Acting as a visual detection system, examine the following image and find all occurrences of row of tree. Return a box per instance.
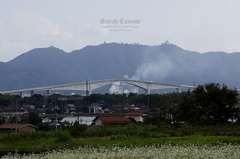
[147,83,239,126]
[0,91,170,107]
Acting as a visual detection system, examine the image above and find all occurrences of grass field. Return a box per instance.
[2,144,240,159]
[1,134,240,156]
[1,124,240,157]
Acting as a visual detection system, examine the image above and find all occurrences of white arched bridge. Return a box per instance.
[0,79,195,97]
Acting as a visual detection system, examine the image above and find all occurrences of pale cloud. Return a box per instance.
[0,12,77,62]
[1,1,240,62]
[9,12,73,40]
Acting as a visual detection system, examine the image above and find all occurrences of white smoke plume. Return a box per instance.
[131,50,174,81]
[110,48,174,93]
[109,82,122,94]
[123,75,129,79]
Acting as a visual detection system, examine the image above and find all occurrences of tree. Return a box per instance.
[28,112,42,126]
[144,93,175,127]
[174,83,239,125]
[172,95,199,124]
[0,115,5,125]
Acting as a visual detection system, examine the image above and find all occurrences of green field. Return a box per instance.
[1,125,240,158]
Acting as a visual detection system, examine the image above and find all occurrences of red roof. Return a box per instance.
[125,110,146,116]
[0,107,19,112]
[0,124,38,129]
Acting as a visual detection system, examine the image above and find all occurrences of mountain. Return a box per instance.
[1,42,240,92]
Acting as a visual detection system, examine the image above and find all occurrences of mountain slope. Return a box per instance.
[1,43,240,91]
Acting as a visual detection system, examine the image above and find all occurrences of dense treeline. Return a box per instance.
[0,91,178,108]
[146,83,239,127]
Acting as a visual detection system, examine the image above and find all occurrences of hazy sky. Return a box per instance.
[1,0,240,62]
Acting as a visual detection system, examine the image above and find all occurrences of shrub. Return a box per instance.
[55,131,72,143]
[94,125,106,137]
[81,127,97,137]
[67,121,87,138]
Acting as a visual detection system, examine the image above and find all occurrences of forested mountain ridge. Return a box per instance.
[1,42,240,91]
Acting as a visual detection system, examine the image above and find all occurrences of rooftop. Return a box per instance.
[125,110,146,116]
[0,123,38,129]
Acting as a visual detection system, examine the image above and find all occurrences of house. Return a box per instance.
[64,104,76,113]
[92,115,136,126]
[125,110,147,122]
[42,114,64,123]
[124,104,140,111]
[101,106,114,113]
[35,105,46,113]
[112,105,125,112]
[42,114,65,129]
[46,120,64,129]
[61,116,96,126]
[0,106,19,113]
[0,123,38,132]
[20,105,35,113]
[45,104,59,111]
[67,105,84,114]
[35,108,46,113]
[88,103,102,113]
[136,103,148,111]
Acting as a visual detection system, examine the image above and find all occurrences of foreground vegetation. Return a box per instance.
[1,124,240,156]
[2,144,240,159]
[1,121,240,158]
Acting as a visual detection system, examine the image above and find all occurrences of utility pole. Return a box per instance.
[55,98,57,131]
[86,80,89,96]
[10,106,13,132]
[124,90,129,105]
[147,95,149,111]
[16,100,18,132]
[55,111,57,130]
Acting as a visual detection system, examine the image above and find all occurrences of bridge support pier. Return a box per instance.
[145,89,150,95]
[176,88,180,93]
[145,82,152,95]
[86,81,92,96]
[86,81,90,96]
[30,90,35,97]
[46,90,51,96]
[20,92,24,98]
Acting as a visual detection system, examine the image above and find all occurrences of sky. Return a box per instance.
[1,0,240,62]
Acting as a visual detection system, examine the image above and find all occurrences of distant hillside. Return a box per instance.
[1,42,240,91]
